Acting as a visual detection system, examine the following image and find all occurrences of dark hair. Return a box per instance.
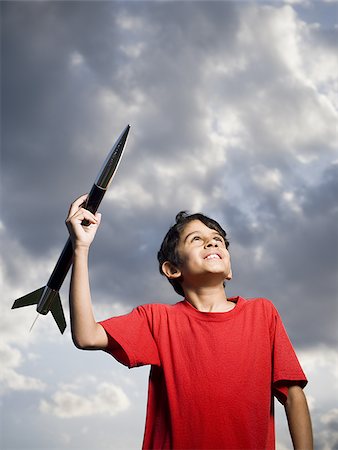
[157,211,229,297]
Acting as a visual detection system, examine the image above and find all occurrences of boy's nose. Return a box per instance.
[206,238,218,247]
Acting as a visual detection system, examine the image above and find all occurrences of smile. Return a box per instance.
[205,254,221,260]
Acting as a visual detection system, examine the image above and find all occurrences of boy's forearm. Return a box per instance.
[284,386,313,450]
[69,246,102,348]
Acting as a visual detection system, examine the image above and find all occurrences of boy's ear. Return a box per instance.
[161,261,182,279]
[225,263,232,280]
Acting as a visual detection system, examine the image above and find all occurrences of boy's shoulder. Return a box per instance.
[244,296,279,312]
[245,297,275,307]
[243,297,283,326]
[137,301,182,315]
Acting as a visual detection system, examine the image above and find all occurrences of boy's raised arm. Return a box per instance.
[66,194,109,350]
[284,385,313,450]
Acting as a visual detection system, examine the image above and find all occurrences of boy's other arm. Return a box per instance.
[284,385,313,450]
[66,195,109,350]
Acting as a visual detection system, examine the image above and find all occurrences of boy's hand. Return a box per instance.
[66,194,102,249]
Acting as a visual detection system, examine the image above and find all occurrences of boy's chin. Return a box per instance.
[202,271,232,284]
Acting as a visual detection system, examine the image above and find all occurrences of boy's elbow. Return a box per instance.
[71,324,107,350]
[71,331,95,350]
[72,335,90,350]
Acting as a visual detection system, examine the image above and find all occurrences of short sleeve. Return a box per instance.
[271,306,307,404]
[99,305,161,369]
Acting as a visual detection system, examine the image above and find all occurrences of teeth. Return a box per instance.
[206,254,220,259]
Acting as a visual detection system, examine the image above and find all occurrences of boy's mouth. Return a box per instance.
[204,253,222,260]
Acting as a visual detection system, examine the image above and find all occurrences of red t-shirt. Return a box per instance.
[99,297,307,449]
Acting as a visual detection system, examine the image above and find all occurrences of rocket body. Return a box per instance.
[12,125,130,333]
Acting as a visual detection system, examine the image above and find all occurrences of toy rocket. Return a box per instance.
[11,125,130,334]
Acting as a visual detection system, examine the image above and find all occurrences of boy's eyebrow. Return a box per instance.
[183,231,199,242]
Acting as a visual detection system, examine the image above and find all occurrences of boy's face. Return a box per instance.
[163,220,232,288]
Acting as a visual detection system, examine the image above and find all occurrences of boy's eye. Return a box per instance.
[190,235,202,243]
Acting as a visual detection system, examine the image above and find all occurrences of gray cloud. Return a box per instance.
[2,0,337,341]
[2,0,337,342]
[2,1,338,449]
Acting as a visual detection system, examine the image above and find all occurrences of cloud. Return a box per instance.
[1,1,338,449]
[318,407,338,449]
[1,0,337,352]
[0,342,46,393]
[2,0,337,344]
[300,347,338,450]
[275,345,338,450]
[40,378,130,418]
[321,408,338,427]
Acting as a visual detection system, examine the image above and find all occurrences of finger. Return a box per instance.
[81,211,102,228]
[66,208,97,230]
[72,208,98,226]
[81,212,101,228]
[67,194,88,220]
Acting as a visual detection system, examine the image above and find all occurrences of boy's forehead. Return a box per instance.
[179,220,217,239]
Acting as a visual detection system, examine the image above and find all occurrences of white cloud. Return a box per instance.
[0,341,22,369]
[207,107,246,150]
[299,347,338,449]
[251,166,283,191]
[298,346,338,383]
[92,300,132,322]
[69,51,85,68]
[282,191,303,214]
[321,408,338,425]
[0,231,69,346]
[119,42,145,59]
[0,342,46,393]
[115,11,145,32]
[237,5,303,72]
[40,380,130,418]
[276,346,338,450]
[1,368,46,392]
[316,427,338,450]
[2,1,337,449]
[106,179,155,211]
[283,0,309,4]
[227,3,338,155]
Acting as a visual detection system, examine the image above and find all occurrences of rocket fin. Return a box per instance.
[12,287,45,309]
[50,293,67,334]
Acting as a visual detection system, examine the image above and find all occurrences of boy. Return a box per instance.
[66,194,313,450]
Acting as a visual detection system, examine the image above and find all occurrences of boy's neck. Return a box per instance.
[183,284,235,313]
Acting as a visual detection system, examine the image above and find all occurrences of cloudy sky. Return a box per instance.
[1,1,338,449]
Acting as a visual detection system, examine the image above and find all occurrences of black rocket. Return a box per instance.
[12,125,130,334]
